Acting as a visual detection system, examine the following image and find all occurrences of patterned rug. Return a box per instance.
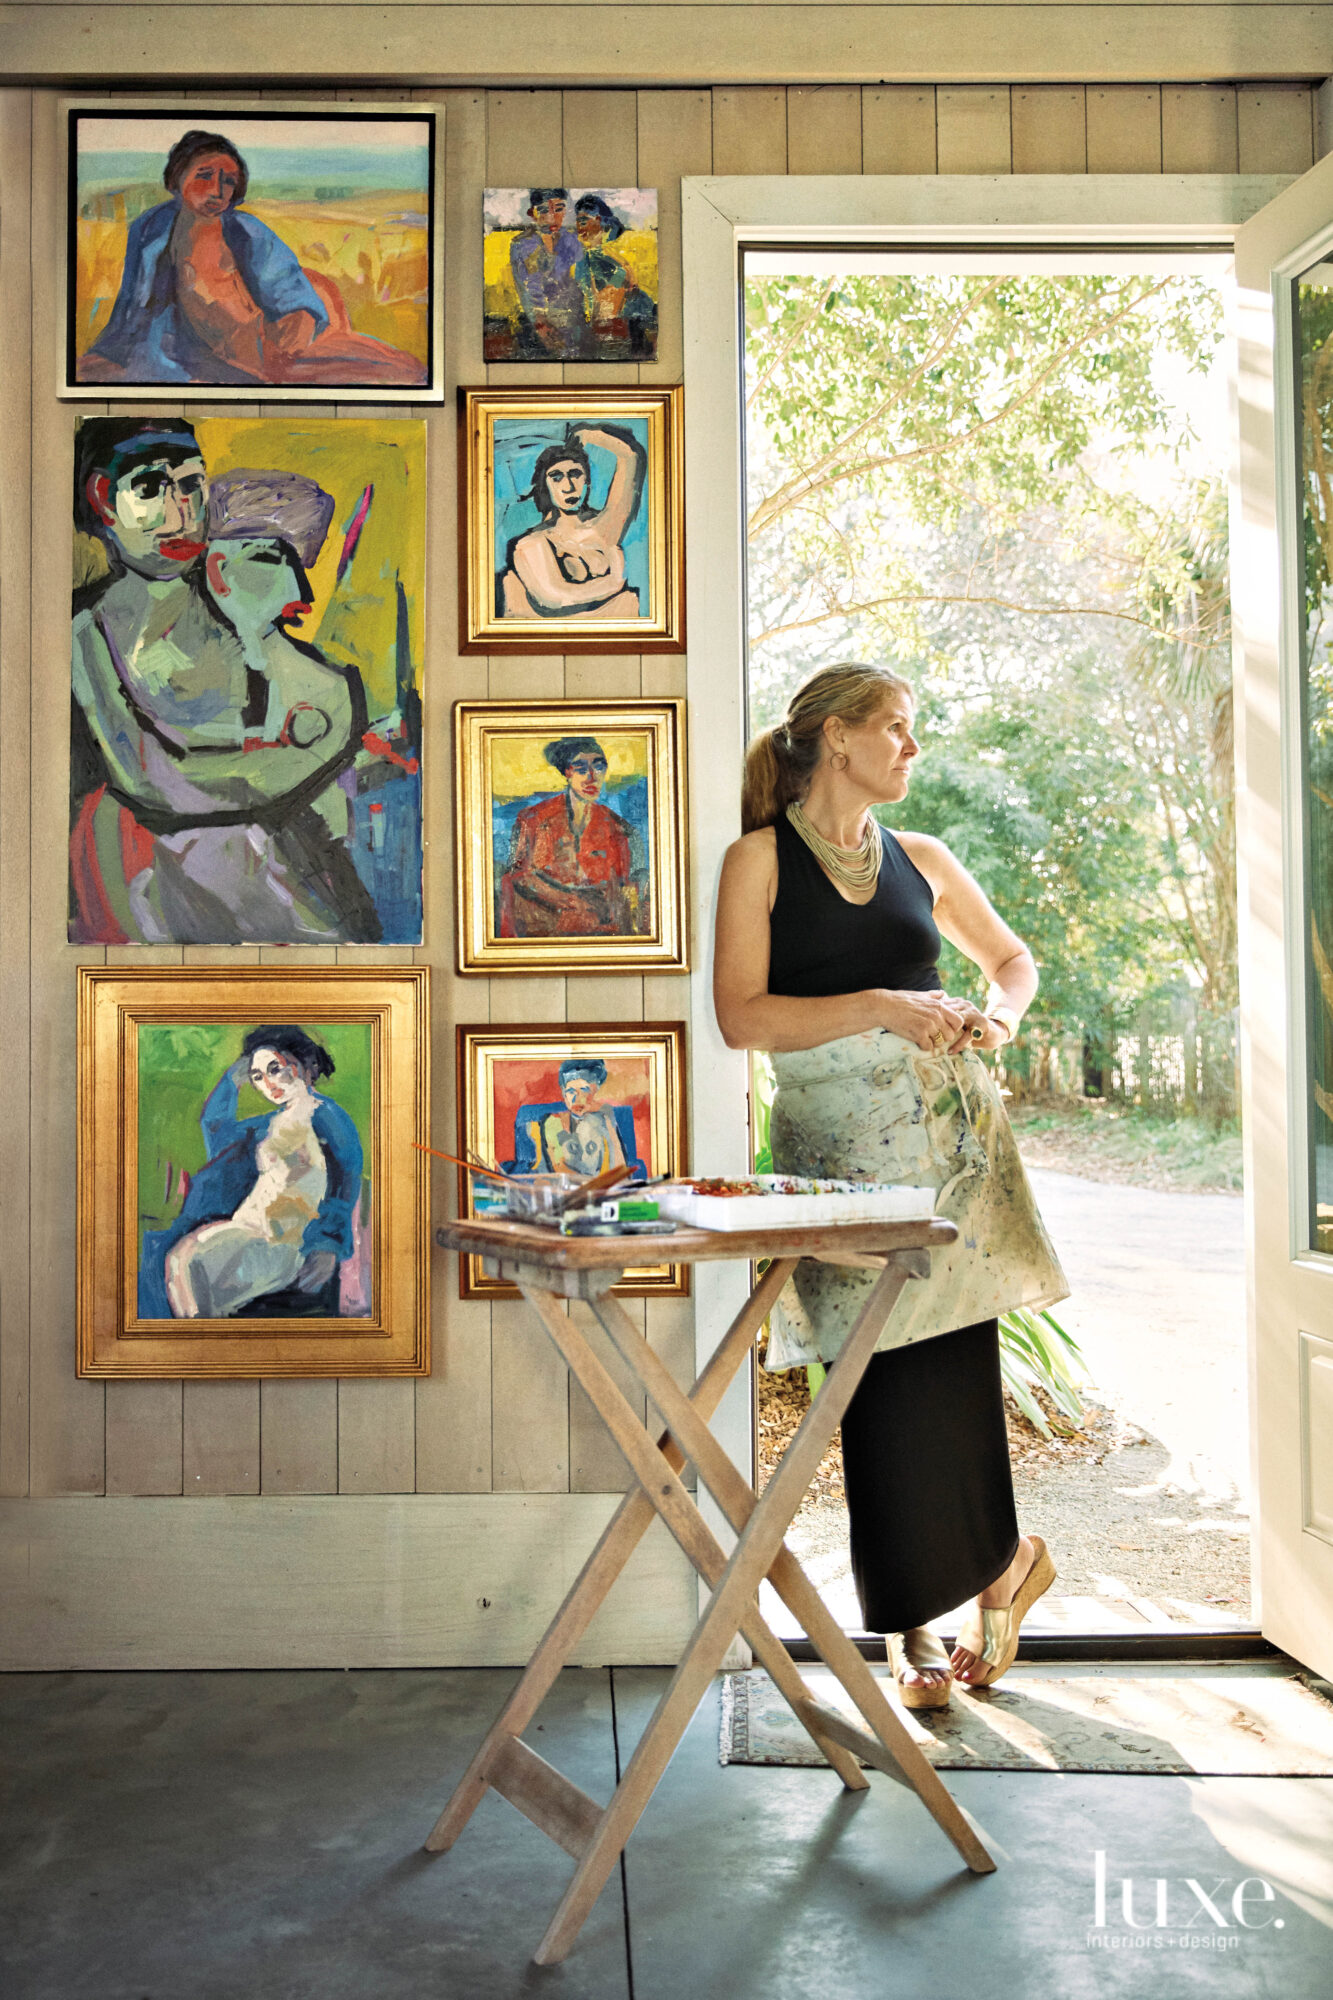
[719,1664,1333,1776]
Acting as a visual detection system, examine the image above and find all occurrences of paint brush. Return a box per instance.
[559,1164,642,1212]
[412,1141,511,1184]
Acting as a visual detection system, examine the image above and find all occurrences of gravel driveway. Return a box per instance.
[1017,1167,1251,1618]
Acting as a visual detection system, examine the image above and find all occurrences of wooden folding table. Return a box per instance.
[425,1212,995,1963]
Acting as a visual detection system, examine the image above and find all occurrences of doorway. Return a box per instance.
[740,246,1248,1641]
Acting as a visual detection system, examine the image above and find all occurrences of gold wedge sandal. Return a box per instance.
[888,1626,954,1710]
[954,1534,1056,1687]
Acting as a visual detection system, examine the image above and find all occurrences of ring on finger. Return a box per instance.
[970,1023,985,1042]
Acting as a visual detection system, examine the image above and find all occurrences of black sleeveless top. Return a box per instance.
[767,813,941,998]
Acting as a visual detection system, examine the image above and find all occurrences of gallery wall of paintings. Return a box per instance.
[0,84,700,1513]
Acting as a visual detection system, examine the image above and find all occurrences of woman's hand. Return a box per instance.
[876,989,965,1052]
[938,995,1009,1054]
[268,309,317,358]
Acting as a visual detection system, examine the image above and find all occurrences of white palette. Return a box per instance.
[654,1177,936,1233]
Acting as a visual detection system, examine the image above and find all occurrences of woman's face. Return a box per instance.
[178,152,242,217]
[561,1073,599,1114]
[208,538,310,633]
[833,694,920,802]
[543,459,587,514]
[563,749,607,804]
[576,212,606,246]
[530,195,566,236]
[248,1047,306,1106]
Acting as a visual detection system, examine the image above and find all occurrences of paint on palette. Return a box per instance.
[69,415,425,946]
[483,187,658,363]
[492,416,651,623]
[136,1021,373,1320]
[491,1051,654,1181]
[490,729,652,938]
[72,111,433,389]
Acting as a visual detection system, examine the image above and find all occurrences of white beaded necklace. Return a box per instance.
[785,800,883,894]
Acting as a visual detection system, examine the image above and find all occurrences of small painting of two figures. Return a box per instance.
[484,187,658,362]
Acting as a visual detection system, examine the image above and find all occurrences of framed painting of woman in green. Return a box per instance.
[78,965,430,1377]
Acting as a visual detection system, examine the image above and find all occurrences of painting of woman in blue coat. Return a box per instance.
[139,1025,366,1319]
[79,128,424,390]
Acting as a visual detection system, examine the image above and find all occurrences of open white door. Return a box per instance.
[1235,161,1333,1677]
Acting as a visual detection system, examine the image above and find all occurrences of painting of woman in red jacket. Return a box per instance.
[498,733,648,938]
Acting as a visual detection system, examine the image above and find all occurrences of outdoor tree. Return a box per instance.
[745,269,1236,1118]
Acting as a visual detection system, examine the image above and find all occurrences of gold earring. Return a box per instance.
[832,751,849,772]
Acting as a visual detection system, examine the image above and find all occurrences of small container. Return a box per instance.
[471,1177,511,1219]
[502,1173,580,1224]
[596,1197,659,1223]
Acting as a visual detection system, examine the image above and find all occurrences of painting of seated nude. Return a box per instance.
[454,699,688,973]
[69,413,425,946]
[460,388,684,652]
[63,102,440,399]
[77,966,430,1377]
[456,1022,687,1298]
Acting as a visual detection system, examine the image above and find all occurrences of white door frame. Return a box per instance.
[1233,162,1333,1676]
[680,173,1291,1580]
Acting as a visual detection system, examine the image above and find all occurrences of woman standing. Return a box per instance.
[713,662,1067,1704]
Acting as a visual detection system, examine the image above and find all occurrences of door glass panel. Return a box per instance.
[1297,261,1333,1254]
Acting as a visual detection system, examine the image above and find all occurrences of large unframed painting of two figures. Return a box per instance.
[69,414,426,946]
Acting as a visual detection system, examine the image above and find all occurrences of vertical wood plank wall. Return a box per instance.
[0,82,1314,1513]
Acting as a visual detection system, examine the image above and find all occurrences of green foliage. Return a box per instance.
[996,1307,1088,1439]
[874,669,1171,1038]
[745,267,1239,1110]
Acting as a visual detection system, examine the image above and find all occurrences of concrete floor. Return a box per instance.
[3,1668,1332,2000]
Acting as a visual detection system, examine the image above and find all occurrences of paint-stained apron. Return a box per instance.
[765,1028,1069,1369]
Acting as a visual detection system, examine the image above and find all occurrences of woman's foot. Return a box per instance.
[889,1626,953,1709]
[951,1535,1055,1685]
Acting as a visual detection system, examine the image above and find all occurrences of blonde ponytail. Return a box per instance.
[741,726,798,834]
[740,663,914,833]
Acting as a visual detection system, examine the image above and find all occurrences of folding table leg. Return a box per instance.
[515,1284,870,1791]
[423,1258,798,1855]
[591,1289,996,1875]
[532,1260,934,1964]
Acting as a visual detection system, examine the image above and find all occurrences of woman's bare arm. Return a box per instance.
[575,425,645,548]
[712,830,964,1053]
[896,831,1038,1046]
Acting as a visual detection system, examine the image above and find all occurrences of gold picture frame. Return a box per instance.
[459,385,685,653]
[456,1022,688,1299]
[454,698,689,975]
[78,965,430,1377]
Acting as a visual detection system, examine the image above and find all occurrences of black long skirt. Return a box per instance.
[838,1317,1020,1633]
